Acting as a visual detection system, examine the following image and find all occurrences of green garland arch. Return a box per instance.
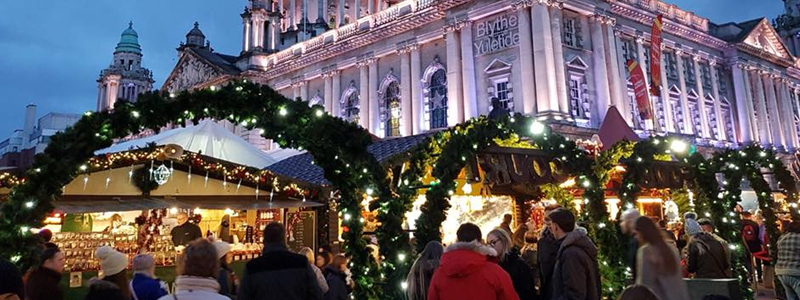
[0,81,391,299]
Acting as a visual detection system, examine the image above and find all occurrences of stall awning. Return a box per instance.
[54,195,322,214]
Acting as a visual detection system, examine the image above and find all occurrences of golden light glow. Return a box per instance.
[559,178,576,188]
[636,198,663,204]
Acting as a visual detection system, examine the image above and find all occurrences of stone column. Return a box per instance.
[400,47,412,136]
[324,72,333,113]
[460,20,478,120]
[319,0,326,23]
[368,58,379,133]
[549,2,568,116]
[243,18,251,52]
[332,70,342,117]
[368,0,374,15]
[660,45,673,132]
[290,0,297,29]
[532,2,558,115]
[355,0,361,19]
[692,55,709,138]
[753,70,771,145]
[445,23,464,125]
[515,1,536,115]
[764,73,784,147]
[292,85,300,100]
[709,60,725,141]
[778,79,798,149]
[410,45,422,134]
[300,81,309,102]
[359,61,370,129]
[607,24,628,123]
[740,65,757,143]
[338,0,346,26]
[674,49,692,134]
[590,15,611,121]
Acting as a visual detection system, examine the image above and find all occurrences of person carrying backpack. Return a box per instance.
[741,211,763,281]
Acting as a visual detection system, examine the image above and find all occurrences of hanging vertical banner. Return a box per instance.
[650,14,663,96]
[627,59,653,120]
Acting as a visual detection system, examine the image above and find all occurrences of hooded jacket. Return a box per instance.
[537,228,561,300]
[427,241,520,300]
[551,230,601,300]
[686,233,731,278]
[237,244,322,300]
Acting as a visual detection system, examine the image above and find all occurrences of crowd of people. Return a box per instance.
[406,206,800,300]
[0,222,357,300]
[1,207,799,300]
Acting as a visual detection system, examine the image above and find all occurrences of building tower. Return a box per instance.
[96,22,155,111]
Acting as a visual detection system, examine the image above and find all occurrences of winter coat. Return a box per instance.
[686,233,731,278]
[776,232,800,276]
[624,236,638,279]
[237,244,323,300]
[323,266,349,300]
[131,273,169,300]
[537,228,561,300]
[636,244,690,300]
[499,250,536,300]
[85,279,127,300]
[171,222,202,247]
[311,265,329,294]
[157,276,229,300]
[427,241,519,300]
[25,266,63,300]
[551,230,601,300]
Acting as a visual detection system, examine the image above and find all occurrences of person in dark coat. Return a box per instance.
[427,223,519,300]
[537,207,562,300]
[406,241,444,300]
[488,228,536,300]
[620,209,640,280]
[324,255,351,300]
[238,222,322,300]
[84,279,127,300]
[131,254,169,300]
[684,217,731,278]
[549,209,601,300]
[171,212,203,247]
[0,257,24,300]
[25,247,64,300]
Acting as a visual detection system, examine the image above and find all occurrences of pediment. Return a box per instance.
[163,52,224,93]
[484,58,512,74]
[741,19,792,59]
[566,56,589,69]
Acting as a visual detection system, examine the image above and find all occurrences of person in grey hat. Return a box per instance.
[685,214,731,278]
[130,254,169,300]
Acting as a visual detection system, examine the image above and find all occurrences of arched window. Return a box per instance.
[422,57,448,131]
[340,81,360,124]
[627,81,645,130]
[704,94,718,140]
[669,86,685,133]
[384,82,401,137]
[720,97,735,142]
[686,90,702,136]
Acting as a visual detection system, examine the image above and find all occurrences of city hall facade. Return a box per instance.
[150,0,800,166]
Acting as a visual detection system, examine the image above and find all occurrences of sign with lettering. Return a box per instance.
[285,211,315,252]
[473,14,520,56]
[473,148,569,187]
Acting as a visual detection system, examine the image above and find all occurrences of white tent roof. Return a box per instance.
[96,120,285,168]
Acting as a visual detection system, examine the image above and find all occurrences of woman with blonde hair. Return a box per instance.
[634,217,689,300]
[299,247,329,294]
[488,228,536,300]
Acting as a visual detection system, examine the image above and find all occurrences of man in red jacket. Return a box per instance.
[427,223,520,300]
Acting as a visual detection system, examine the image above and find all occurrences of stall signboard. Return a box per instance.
[472,148,569,187]
[473,13,520,56]
[285,211,315,252]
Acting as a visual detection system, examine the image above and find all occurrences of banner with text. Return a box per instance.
[473,14,520,56]
[627,59,653,120]
[650,14,663,96]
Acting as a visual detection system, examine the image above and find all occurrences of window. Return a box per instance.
[716,67,728,94]
[701,64,712,89]
[628,87,645,130]
[384,81,401,137]
[683,58,695,84]
[643,46,651,75]
[720,97,735,142]
[341,84,360,124]
[687,91,702,136]
[309,94,324,107]
[494,79,511,110]
[423,65,447,129]
[705,95,718,140]
[653,91,668,131]
[568,77,585,118]
[666,52,679,79]
[621,39,637,62]
[669,87,685,133]
[563,17,582,48]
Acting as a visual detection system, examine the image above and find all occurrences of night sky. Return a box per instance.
[0,0,785,139]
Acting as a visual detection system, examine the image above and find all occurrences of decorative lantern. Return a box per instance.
[152,165,172,185]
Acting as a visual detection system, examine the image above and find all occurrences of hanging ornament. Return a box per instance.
[152,165,172,185]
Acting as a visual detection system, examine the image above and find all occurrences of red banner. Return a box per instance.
[650,14,663,96]
[627,59,652,120]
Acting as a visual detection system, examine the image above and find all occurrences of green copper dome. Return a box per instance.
[114,22,142,55]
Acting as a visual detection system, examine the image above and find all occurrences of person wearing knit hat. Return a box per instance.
[89,246,132,300]
[684,213,702,237]
[213,240,237,298]
[0,257,24,300]
[684,213,732,278]
[131,254,169,300]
